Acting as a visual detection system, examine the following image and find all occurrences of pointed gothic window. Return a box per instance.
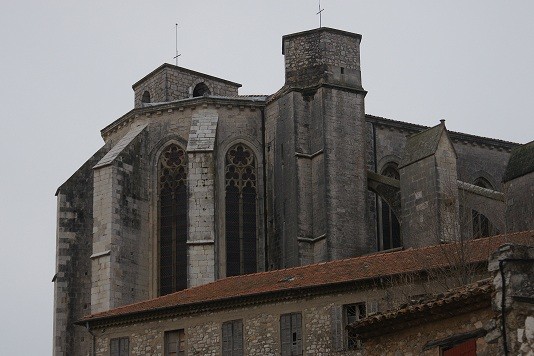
[158,144,188,295]
[378,165,401,250]
[472,177,497,238]
[225,144,257,277]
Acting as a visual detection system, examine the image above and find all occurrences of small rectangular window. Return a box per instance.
[222,320,243,356]
[345,303,366,350]
[165,329,186,356]
[280,312,302,356]
[110,337,129,356]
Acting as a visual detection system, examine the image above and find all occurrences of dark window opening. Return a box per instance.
[340,67,345,74]
[225,144,258,277]
[159,144,188,295]
[193,82,211,97]
[345,303,366,350]
[472,209,497,238]
[377,165,401,250]
[141,90,151,103]
[474,177,493,190]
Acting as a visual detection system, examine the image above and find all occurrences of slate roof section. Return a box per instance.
[399,122,452,168]
[349,279,493,339]
[93,124,147,169]
[79,231,533,325]
[502,140,534,182]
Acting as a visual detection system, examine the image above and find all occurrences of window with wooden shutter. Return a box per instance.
[110,337,129,356]
[280,313,302,356]
[158,144,188,296]
[225,144,258,277]
[222,320,243,356]
[330,305,344,351]
[165,329,186,356]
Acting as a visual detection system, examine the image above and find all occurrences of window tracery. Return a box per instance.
[225,144,257,276]
[158,144,188,295]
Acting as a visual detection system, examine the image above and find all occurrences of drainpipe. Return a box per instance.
[86,322,96,356]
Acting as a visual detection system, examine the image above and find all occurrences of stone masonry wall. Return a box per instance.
[505,172,534,233]
[54,145,109,356]
[400,154,442,248]
[91,128,150,313]
[133,66,239,108]
[283,28,362,88]
[488,244,534,355]
[92,278,473,356]
[363,308,499,355]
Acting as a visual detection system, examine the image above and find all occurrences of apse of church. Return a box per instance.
[54,27,529,356]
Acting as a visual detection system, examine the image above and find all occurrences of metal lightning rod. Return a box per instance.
[174,23,181,66]
[317,0,324,28]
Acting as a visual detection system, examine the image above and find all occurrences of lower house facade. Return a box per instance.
[79,232,533,356]
[350,243,534,356]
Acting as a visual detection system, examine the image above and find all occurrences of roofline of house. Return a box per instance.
[77,260,488,329]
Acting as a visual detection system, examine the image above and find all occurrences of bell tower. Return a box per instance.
[266,28,369,268]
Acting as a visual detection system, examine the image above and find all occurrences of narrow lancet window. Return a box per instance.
[378,165,401,250]
[159,144,188,295]
[225,144,257,276]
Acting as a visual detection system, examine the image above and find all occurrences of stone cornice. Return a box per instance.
[366,114,519,152]
[100,96,267,140]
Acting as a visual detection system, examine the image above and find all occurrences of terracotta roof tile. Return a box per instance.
[81,231,533,324]
[349,279,494,338]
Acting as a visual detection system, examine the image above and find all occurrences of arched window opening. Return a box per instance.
[474,177,493,190]
[142,90,151,103]
[472,210,496,238]
[472,177,497,238]
[158,144,188,295]
[225,144,257,276]
[193,82,211,97]
[377,165,401,250]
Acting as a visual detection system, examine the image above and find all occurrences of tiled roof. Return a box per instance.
[503,140,534,182]
[80,231,533,325]
[349,278,493,339]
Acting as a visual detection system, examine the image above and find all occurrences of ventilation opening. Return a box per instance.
[193,82,211,97]
[141,90,151,103]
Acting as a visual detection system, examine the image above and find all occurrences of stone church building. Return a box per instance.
[53,27,533,355]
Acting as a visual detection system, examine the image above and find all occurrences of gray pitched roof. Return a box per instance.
[399,123,448,168]
[503,140,534,182]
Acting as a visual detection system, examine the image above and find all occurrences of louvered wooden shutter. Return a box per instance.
[233,320,243,355]
[292,313,302,355]
[120,338,129,356]
[280,314,292,356]
[110,339,119,356]
[330,305,344,351]
[222,322,232,355]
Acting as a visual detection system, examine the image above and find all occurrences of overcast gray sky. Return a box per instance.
[0,1,532,353]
